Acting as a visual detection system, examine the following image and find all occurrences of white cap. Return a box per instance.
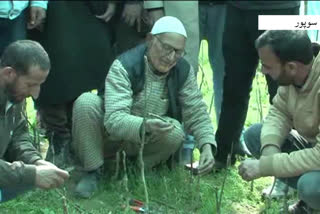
[151,16,187,38]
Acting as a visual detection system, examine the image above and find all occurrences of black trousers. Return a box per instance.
[215,5,300,164]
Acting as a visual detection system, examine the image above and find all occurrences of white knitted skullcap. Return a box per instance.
[151,16,187,38]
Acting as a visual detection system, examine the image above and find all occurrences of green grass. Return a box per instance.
[0,41,296,213]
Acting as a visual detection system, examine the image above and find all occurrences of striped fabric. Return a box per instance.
[72,55,216,171]
[104,56,216,150]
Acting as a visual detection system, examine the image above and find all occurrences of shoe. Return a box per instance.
[235,129,252,157]
[74,171,99,199]
[214,153,237,171]
[213,160,227,170]
[262,179,295,199]
[288,200,313,214]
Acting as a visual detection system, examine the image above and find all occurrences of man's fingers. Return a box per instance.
[124,15,134,26]
[242,174,252,182]
[96,11,108,19]
[197,156,214,175]
[238,164,243,175]
[198,159,213,171]
[129,17,135,27]
[54,174,65,187]
[238,162,248,178]
[197,161,214,175]
[29,10,36,25]
[159,124,174,133]
[156,121,171,128]
[104,15,112,23]
[150,120,173,130]
[56,168,70,179]
[96,10,113,22]
[238,166,252,181]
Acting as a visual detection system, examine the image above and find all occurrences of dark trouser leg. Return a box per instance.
[38,102,73,141]
[0,12,26,55]
[0,186,32,203]
[297,171,320,209]
[112,18,147,56]
[199,4,226,122]
[37,102,74,166]
[215,5,258,164]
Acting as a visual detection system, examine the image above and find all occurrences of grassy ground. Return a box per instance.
[0,42,297,213]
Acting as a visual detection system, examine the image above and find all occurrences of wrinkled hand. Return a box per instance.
[238,159,261,181]
[146,8,164,26]
[27,6,46,30]
[10,161,23,170]
[122,3,142,28]
[35,164,69,189]
[197,144,215,175]
[145,118,174,134]
[96,2,116,23]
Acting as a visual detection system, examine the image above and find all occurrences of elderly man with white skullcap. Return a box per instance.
[71,16,216,198]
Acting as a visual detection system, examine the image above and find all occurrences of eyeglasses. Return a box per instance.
[154,36,186,58]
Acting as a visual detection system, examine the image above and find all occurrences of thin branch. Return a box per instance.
[112,151,120,180]
[122,151,129,193]
[141,61,150,210]
[55,189,95,214]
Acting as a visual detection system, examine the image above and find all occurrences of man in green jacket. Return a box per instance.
[0,40,69,202]
[238,30,320,213]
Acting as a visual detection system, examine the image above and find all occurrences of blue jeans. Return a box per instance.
[199,3,226,122]
[0,186,32,203]
[244,123,320,209]
[0,12,26,55]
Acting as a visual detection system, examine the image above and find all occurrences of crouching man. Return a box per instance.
[0,40,69,202]
[239,30,320,213]
[72,16,216,198]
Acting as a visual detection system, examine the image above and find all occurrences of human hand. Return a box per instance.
[96,2,116,23]
[145,118,174,134]
[146,8,164,26]
[196,144,215,175]
[238,159,261,181]
[27,7,46,30]
[35,164,69,189]
[122,3,142,29]
[34,159,56,167]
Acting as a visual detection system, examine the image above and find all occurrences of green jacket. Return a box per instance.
[0,90,42,188]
